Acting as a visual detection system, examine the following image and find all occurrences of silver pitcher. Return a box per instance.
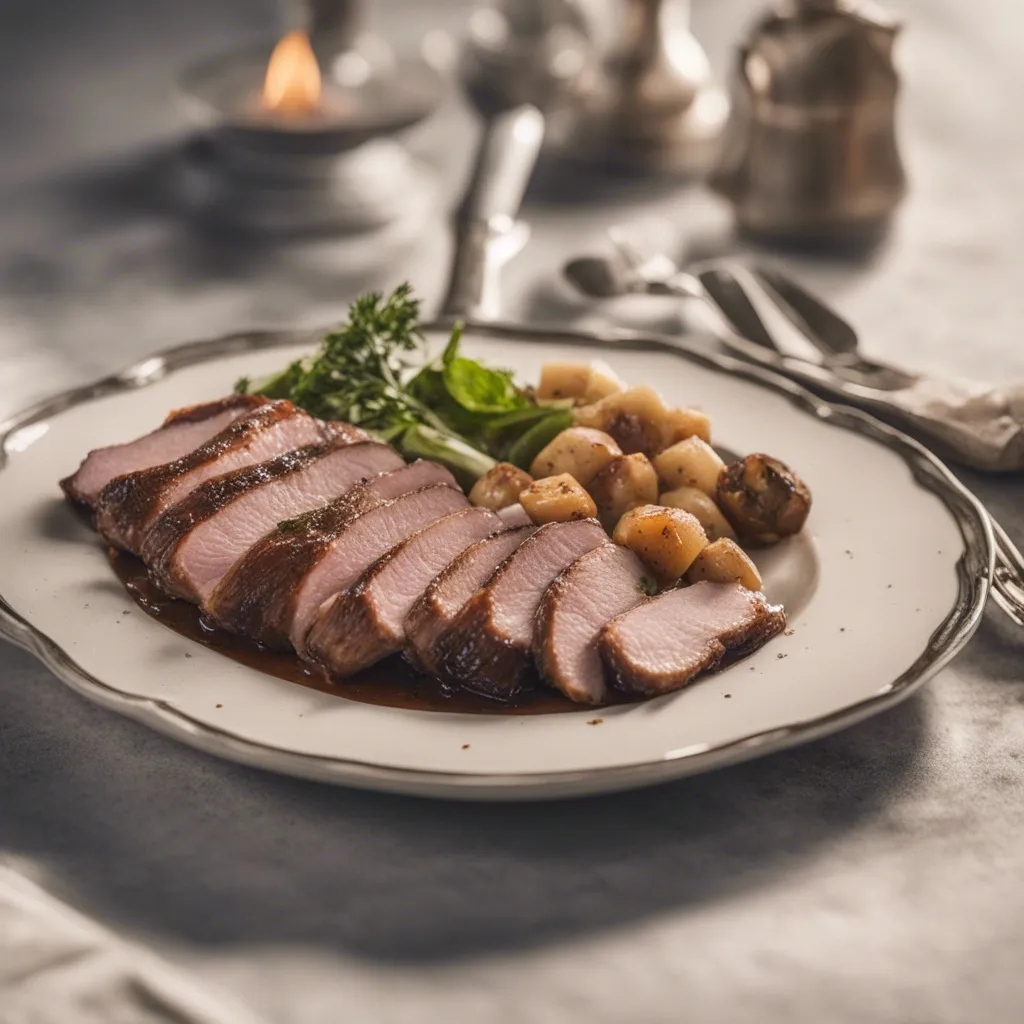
[709,0,907,243]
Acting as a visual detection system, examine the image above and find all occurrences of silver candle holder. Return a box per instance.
[175,0,444,236]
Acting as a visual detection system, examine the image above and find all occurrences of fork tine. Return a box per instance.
[753,265,860,356]
[705,263,828,364]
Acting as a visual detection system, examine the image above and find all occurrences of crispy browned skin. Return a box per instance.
[95,400,312,553]
[161,395,267,428]
[59,394,268,515]
[204,483,390,649]
[141,440,358,597]
[320,422,375,446]
[403,526,537,676]
[432,590,530,698]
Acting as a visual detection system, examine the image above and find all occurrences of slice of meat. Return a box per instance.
[534,543,651,705]
[321,421,375,446]
[434,519,607,699]
[404,525,538,676]
[60,394,266,512]
[206,461,459,648]
[290,485,469,657]
[142,440,403,602]
[306,507,502,678]
[95,400,324,553]
[598,581,786,696]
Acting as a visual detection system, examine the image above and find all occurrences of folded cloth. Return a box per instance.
[0,862,263,1024]
[875,377,1024,472]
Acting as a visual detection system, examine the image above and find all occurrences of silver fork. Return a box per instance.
[607,232,919,389]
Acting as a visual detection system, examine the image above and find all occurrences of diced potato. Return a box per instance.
[529,426,622,486]
[653,436,725,495]
[659,485,737,542]
[468,462,534,511]
[583,360,627,403]
[537,360,627,405]
[520,474,597,525]
[537,363,592,402]
[661,407,712,446]
[588,453,659,531]
[612,504,708,581]
[574,386,669,456]
[685,538,763,591]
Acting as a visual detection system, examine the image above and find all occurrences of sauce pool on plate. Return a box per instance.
[109,549,629,716]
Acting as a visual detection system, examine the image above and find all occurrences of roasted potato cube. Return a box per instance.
[685,538,763,591]
[529,426,622,486]
[613,504,708,581]
[659,485,737,542]
[537,362,592,402]
[588,453,659,530]
[468,462,534,511]
[520,474,597,525]
[537,360,627,405]
[583,360,627,403]
[716,454,811,545]
[574,386,669,456]
[661,406,712,446]
[653,436,725,495]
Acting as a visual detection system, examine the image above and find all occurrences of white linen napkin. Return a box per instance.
[874,377,1024,472]
[0,863,264,1024]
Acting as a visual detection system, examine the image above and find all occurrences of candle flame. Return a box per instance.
[262,30,321,113]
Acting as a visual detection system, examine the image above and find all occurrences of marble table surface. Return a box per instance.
[1,1,1023,1021]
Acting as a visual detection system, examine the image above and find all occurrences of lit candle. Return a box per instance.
[261,30,322,115]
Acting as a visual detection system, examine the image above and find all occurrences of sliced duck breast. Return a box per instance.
[306,507,502,677]
[534,543,651,705]
[321,422,375,446]
[434,519,607,699]
[206,461,459,648]
[60,394,266,512]
[142,440,403,602]
[404,525,537,676]
[289,485,469,657]
[599,581,786,697]
[95,400,323,553]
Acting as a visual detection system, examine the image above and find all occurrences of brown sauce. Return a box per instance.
[110,550,632,716]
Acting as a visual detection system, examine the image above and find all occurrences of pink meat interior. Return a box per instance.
[72,406,246,503]
[290,485,469,650]
[154,413,323,522]
[363,508,500,640]
[489,520,607,646]
[178,443,405,602]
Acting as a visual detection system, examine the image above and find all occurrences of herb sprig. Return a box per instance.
[237,284,572,485]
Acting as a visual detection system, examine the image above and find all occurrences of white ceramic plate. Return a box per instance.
[0,323,993,800]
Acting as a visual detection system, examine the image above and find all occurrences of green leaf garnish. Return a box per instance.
[237,285,567,484]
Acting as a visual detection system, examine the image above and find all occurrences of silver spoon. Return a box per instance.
[563,249,843,384]
[603,235,919,390]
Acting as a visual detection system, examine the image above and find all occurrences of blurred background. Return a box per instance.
[2,5,1024,1022]
[0,0,1022,415]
